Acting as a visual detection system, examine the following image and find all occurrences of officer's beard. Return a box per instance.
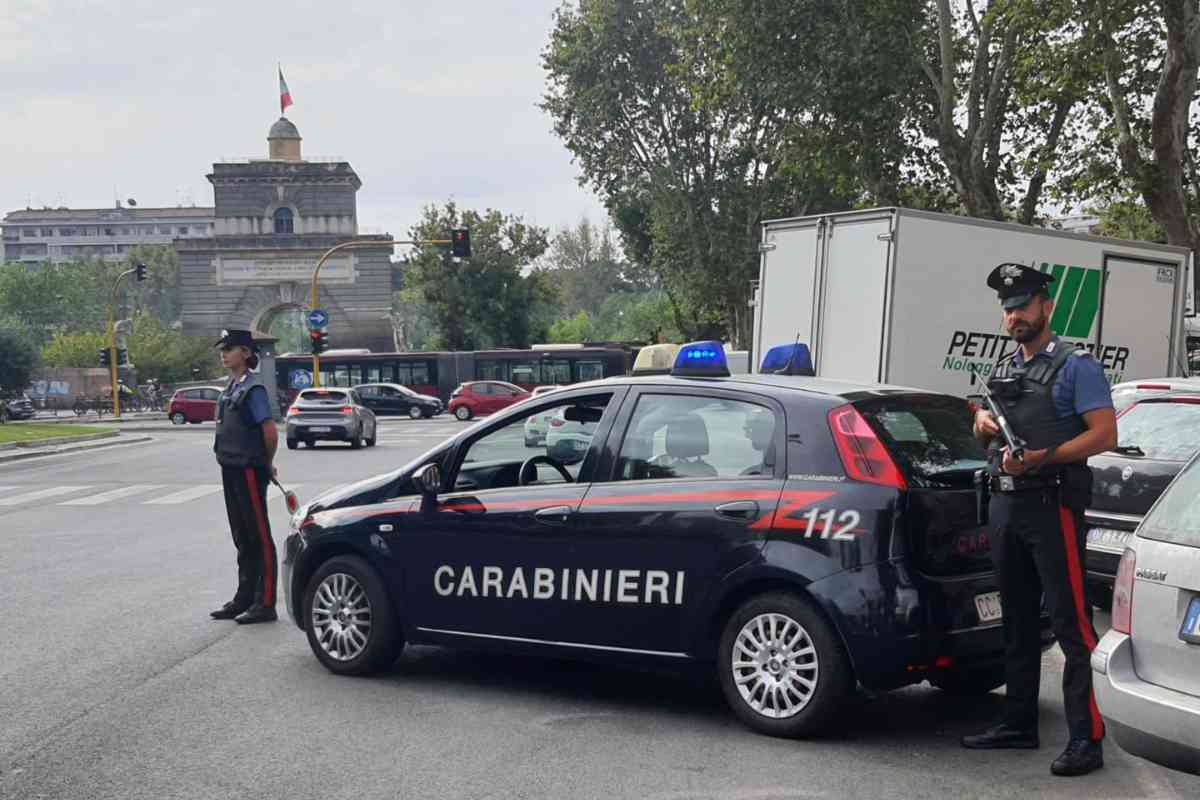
[1009,309,1048,343]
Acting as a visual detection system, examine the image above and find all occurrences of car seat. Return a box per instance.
[651,413,718,478]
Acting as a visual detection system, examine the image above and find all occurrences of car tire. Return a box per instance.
[287,437,298,450]
[366,426,377,447]
[717,592,852,738]
[931,666,1007,696]
[171,412,186,425]
[454,405,472,421]
[350,431,363,450]
[408,405,422,420]
[303,555,402,676]
[1088,583,1113,611]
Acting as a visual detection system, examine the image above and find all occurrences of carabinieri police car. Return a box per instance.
[282,341,1051,737]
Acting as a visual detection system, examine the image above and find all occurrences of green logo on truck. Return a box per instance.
[1039,263,1101,338]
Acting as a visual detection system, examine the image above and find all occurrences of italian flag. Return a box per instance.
[279,66,293,114]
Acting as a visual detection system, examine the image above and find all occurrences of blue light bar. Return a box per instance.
[760,343,815,376]
[671,340,731,377]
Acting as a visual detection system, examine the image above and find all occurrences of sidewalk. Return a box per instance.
[0,430,154,463]
[25,411,168,425]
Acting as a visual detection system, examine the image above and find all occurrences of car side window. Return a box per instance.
[614,394,777,481]
[357,386,378,400]
[205,389,221,401]
[473,383,492,396]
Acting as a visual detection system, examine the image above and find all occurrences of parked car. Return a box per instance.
[286,388,377,450]
[1110,377,1200,412]
[1,392,35,421]
[353,383,442,419]
[1085,393,1200,607]
[448,381,530,421]
[168,386,223,424]
[522,406,558,447]
[1092,449,1200,776]
[544,406,597,464]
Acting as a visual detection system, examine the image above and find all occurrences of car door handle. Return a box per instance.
[534,505,573,525]
[715,500,759,518]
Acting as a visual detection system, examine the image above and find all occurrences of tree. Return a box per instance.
[547,311,597,343]
[539,219,630,318]
[39,313,217,383]
[40,331,108,369]
[0,326,37,394]
[403,202,552,350]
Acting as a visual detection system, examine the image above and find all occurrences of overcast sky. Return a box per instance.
[1,0,605,238]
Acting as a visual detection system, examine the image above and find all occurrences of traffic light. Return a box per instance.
[99,348,111,368]
[450,228,471,258]
[309,328,329,355]
[134,262,147,282]
[117,348,129,366]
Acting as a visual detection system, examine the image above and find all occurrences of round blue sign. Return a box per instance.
[307,309,329,330]
[290,369,313,389]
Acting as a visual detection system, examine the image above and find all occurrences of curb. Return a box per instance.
[0,430,120,451]
[20,413,167,426]
[0,434,153,463]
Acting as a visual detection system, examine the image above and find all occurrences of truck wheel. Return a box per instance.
[717,592,851,738]
[454,405,472,421]
[931,666,1007,696]
[303,555,402,675]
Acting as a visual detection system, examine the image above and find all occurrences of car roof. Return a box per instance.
[558,372,942,401]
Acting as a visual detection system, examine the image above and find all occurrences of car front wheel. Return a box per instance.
[303,555,402,675]
[171,412,186,425]
[454,405,472,421]
[408,405,422,420]
[717,592,851,738]
[286,438,298,450]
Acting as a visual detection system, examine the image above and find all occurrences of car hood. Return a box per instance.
[304,443,452,514]
[1088,452,1186,519]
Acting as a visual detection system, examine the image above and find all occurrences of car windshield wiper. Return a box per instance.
[1111,445,1145,456]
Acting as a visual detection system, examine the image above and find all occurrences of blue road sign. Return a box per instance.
[307,309,329,329]
[290,369,313,390]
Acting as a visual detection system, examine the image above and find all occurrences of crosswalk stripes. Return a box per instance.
[142,485,225,505]
[59,484,168,506]
[0,485,94,506]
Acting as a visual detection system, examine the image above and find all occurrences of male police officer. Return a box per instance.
[210,329,279,625]
[961,263,1117,777]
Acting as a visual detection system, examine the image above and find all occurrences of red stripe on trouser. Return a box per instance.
[245,468,275,606]
[1059,505,1105,740]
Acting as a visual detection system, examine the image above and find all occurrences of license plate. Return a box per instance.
[308,426,332,433]
[1087,527,1133,552]
[1180,597,1200,644]
[975,591,1003,623]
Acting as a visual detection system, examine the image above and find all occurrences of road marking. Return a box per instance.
[59,484,167,506]
[0,485,94,506]
[143,485,223,505]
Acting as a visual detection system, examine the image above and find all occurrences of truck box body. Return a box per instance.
[752,208,1193,396]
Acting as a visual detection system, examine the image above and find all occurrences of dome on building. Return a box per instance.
[268,117,301,140]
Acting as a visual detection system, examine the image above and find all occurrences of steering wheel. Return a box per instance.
[519,455,574,486]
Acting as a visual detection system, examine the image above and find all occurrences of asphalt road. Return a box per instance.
[1,416,1197,800]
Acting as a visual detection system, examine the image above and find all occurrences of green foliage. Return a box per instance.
[0,324,37,393]
[391,286,437,351]
[39,312,218,383]
[547,311,596,344]
[1090,199,1167,243]
[403,202,553,350]
[40,331,108,369]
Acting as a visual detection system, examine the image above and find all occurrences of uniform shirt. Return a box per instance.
[1010,337,1114,418]
[225,374,273,427]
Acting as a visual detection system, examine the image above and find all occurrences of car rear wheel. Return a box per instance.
[718,592,851,738]
[931,666,1007,696]
[454,405,472,421]
[303,555,402,675]
[350,431,363,450]
[408,405,422,420]
[171,412,186,425]
[286,437,298,450]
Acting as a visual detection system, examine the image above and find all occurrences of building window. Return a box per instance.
[59,227,76,236]
[41,228,54,236]
[177,226,188,235]
[22,228,35,237]
[158,226,171,234]
[104,227,115,236]
[273,207,294,234]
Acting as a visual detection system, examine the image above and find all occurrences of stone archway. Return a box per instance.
[252,299,309,357]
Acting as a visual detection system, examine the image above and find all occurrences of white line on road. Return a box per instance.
[59,484,168,506]
[142,485,223,505]
[0,485,94,506]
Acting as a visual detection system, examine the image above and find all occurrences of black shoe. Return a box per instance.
[210,601,249,620]
[234,604,277,625]
[961,723,1040,750]
[1051,738,1103,776]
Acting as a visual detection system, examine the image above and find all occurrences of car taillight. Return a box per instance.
[286,406,300,416]
[549,418,564,427]
[1112,547,1136,634]
[827,404,908,489]
[340,406,354,415]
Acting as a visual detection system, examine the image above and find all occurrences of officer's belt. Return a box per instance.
[989,472,1062,493]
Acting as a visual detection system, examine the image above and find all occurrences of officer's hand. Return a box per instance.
[1001,447,1046,476]
[974,409,999,438]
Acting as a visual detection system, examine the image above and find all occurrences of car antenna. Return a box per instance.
[779,330,802,375]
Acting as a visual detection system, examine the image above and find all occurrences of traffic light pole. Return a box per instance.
[107,266,138,417]
[308,237,451,388]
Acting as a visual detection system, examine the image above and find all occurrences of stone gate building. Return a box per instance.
[177,117,395,354]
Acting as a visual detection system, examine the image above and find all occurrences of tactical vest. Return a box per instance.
[986,339,1090,495]
[214,372,270,469]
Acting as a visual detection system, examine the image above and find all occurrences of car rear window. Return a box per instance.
[854,395,986,488]
[299,390,348,403]
[1139,452,1200,548]
[1115,400,1200,461]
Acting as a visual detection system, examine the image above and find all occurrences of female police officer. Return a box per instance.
[209,329,279,625]
[961,264,1117,777]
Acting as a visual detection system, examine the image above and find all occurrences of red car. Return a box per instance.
[448,381,530,421]
[168,386,223,424]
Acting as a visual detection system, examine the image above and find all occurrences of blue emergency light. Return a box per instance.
[760,343,815,376]
[671,340,731,377]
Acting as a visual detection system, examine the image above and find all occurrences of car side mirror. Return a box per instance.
[413,463,442,496]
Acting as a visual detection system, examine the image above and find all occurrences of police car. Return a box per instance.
[282,342,1050,737]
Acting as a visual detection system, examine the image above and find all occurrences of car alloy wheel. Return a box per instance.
[171,412,186,425]
[310,572,372,662]
[454,405,472,421]
[408,405,422,420]
[731,612,819,719]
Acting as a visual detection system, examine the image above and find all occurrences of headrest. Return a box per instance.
[666,414,710,459]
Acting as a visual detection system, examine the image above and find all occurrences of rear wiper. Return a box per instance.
[1111,445,1145,456]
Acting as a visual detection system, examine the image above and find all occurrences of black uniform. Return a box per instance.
[214,369,277,613]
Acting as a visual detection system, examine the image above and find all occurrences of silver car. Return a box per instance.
[1110,377,1200,412]
[1092,450,1200,775]
[286,388,377,450]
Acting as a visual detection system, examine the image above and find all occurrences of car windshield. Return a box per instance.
[1139,452,1200,548]
[1115,400,1200,461]
[855,395,987,488]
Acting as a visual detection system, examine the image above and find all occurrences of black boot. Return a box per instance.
[210,600,250,620]
[1051,738,1103,776]
[234,604,277,625]
[961,723,1040,750]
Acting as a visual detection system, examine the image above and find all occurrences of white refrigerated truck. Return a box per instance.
[751,207,1194,396]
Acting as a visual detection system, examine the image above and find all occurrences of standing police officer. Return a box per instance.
[961,264,1117,777]
[210,329,279,625]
